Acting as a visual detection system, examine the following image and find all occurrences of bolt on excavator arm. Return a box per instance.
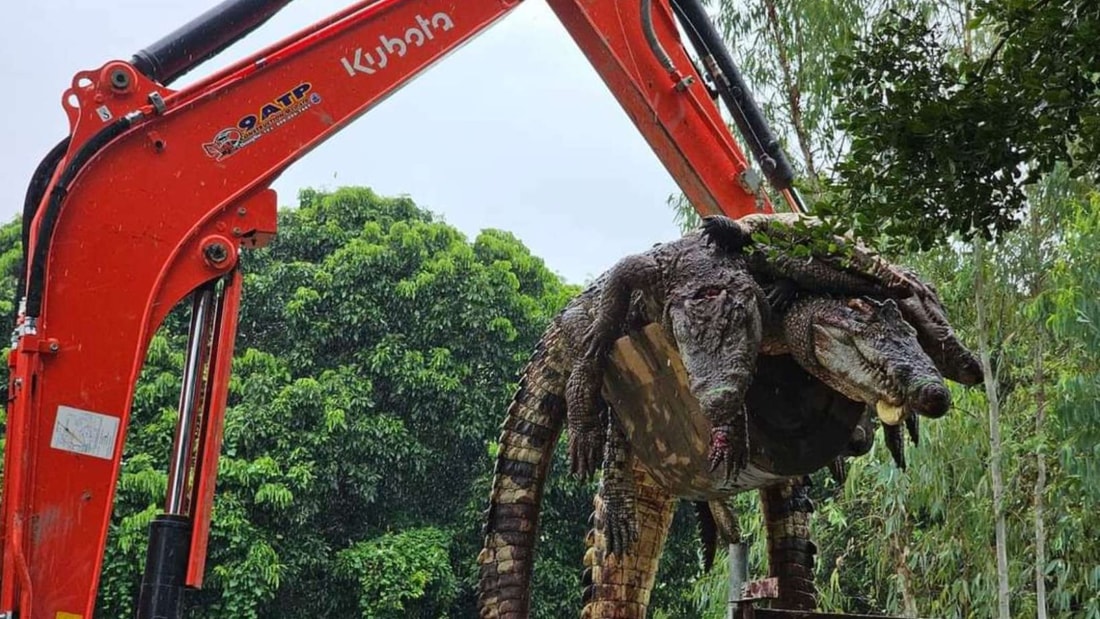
[0,0,797,616]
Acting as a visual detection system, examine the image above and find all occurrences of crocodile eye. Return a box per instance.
[694,286,724,299]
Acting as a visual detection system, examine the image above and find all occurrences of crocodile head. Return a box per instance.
[895,268,984,386]
[782,296,951,426]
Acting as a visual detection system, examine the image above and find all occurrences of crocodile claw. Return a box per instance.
[603,504,639,558]
[765,278,801,313]
[700,216,753,253]
[569,429,605,479]
[905,412,920,446]
[884,423,906,470]
[707,425,747,480]
[582,328,613,362]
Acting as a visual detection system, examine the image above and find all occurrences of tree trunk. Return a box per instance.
[760,0,818,185]
[973,238,1011,619]
[891,522,918,618]
[1033,338,1049,619]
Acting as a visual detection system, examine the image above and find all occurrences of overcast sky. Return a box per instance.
[0,0,688,284]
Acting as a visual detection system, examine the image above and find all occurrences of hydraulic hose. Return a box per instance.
[25,113,142,320]
[641,0,676,73]
[16,137,70,313]
[670,0,797,194]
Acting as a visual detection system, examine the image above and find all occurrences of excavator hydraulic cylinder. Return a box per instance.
[131,0,292,85]
[136,515,192,619]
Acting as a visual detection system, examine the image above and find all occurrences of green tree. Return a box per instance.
[669,3,1100,617]
[821,0,1100,253]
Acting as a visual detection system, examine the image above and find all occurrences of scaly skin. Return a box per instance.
[894,267,983,386]
[569,233,770,483]
[594,292,952,561]
[477,291,961,618]
[574,218,926,486]
[581,458,676,619]
[477,320,570,619]
[700,213,919,301]
[582,473,818,617]
[701,213,984,390]
[760,478,818,610]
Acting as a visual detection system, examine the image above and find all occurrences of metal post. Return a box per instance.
[729,542,749,619]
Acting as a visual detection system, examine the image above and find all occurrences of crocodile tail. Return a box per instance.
[478,323,567,619]
[581,457,675,619]
[760,478,818,611]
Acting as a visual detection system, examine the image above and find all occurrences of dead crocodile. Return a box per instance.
[476,215,981,617]
[476,290,977,618]
[561,215,923,484]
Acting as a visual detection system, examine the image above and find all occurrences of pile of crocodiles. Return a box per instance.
[476,212,983,618]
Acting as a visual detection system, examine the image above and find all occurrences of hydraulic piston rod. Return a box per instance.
[670,0,807,213]
[137,284,218,619]
[165,286,217,516]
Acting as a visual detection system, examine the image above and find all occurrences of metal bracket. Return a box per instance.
[148,91,167,115]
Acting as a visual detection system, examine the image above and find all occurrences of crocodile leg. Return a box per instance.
[668,275,764,480]
[478,323,568,619]
[568,255,662,479]
[696,499,741,572]
[760,478,818,611]
[582,457,675,619]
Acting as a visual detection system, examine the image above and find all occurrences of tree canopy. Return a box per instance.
[820,0,1100,253]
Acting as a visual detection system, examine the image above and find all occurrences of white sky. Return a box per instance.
[0,0,687,285]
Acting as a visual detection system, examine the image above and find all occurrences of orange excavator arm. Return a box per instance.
[0,0,801,617]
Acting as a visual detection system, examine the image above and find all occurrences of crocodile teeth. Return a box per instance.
[875,400,905,426]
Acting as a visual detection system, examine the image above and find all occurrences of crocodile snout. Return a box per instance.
[910,382,951,418]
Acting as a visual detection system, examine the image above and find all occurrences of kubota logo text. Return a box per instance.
[340,12,455,76]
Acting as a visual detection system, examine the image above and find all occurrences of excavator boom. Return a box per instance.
[0,0,795,616]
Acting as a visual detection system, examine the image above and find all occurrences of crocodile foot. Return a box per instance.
[700,215,753,253]
[569,428,605,479]
[884,423,906,470]
[766,278,801,313]
[603,497,639,558]
[707,424,748,480]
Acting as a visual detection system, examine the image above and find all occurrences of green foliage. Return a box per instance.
[1043,192,1100,497]
[821,0,1100,253]
[806,178,1100,618]
[678,2,1100,616]
[713,0,893,184]
[0,185,714,617]
[335,527,458,617]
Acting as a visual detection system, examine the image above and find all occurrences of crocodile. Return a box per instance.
[475,212,981,617]
[476,281,978,618]
[562,215,924,486]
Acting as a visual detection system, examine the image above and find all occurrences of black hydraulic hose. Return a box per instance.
[131,0,293,85]
[668,1,709,76]
[25,114,141,320]
[641,0,676,73]
[670,0,796,192]
[16,137,70,311]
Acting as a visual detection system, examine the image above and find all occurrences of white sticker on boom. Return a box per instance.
[51,405,120,460]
